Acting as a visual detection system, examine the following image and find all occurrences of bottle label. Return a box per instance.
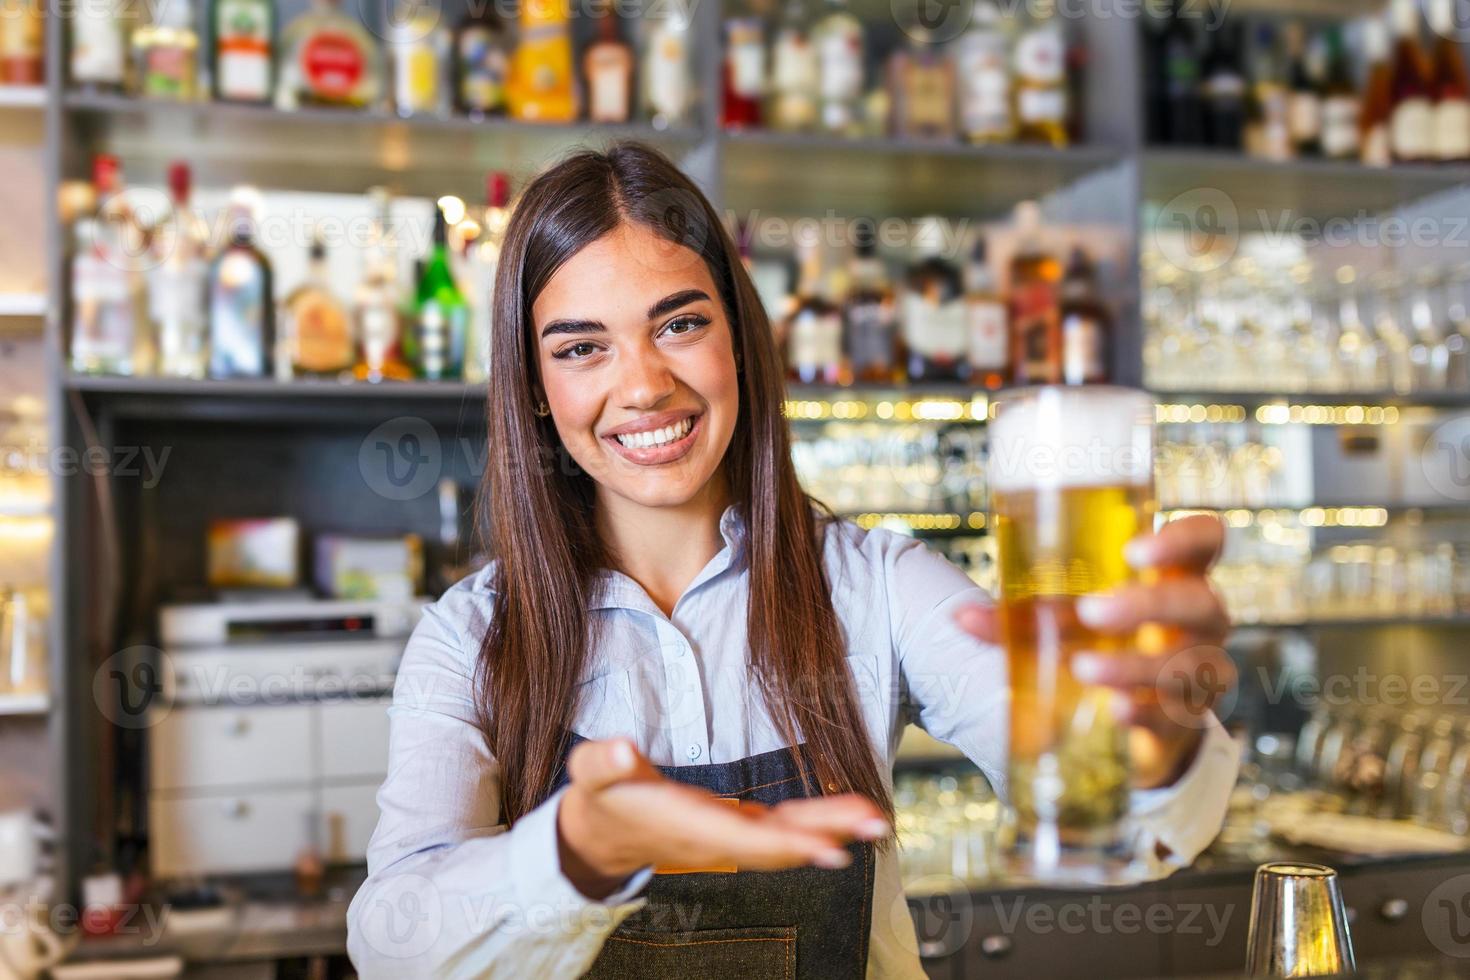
[903,64,952,132]
[647,27,688,121]
[728,36,764,97]
[901,294,968,360]
[789,309,842,372]
[771,31,817,92]
[72,253,136,368]
[217,0,271,100]
[143,45,191,97]
[1288,92,1322,144]
[301,31,366,101]
[1011,280,1058,383]
[846,300,895,372]
[1391,97,1434,159]
[459,28,508,111]
[1435,99,1470,161]
[292,292,353,374]
[210,252,268,377]
[1062,315,1104,384]
[1018,87,1066,125]
[967,299,1008,371]
[1322,96,1361,158]
[586,48,630,122]
[71,3,125,84]
[1015,28,1064,84]
[1362,123,1392,167]
[817,23,862,101]
[956,35,1011,138]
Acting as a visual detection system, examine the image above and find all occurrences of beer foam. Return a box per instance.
[989,387,1153,493]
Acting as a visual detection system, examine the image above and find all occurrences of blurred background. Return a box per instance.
[6,0,1470,975]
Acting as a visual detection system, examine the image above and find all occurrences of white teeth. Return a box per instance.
[615,417,693,450]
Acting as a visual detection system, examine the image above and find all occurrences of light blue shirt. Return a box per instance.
[347,507,1238,978]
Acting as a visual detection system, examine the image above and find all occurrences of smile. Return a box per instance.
[603,412,703,465]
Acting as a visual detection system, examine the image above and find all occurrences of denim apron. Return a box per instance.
[551,738,877,979]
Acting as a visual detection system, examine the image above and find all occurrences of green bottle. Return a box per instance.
[414,208,468,380]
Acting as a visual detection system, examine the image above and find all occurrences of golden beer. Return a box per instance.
[989,386,1155,884]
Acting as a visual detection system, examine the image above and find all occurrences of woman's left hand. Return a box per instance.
[956,514,1236,791]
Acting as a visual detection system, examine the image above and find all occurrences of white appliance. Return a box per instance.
[148,597,427,881]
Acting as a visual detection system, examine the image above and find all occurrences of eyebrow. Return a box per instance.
[539,289,712,339]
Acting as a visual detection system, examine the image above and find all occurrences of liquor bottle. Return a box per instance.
[1162,1,1202,146]
[583,3,633,124]
[354,187,413,383]
[463,171,510,384]
[131,0,199,100]
[507,0,576,122]
[453,0,509,117]
[1361,16,1395,167]
[283,230,354,378]
[1058,246,1109,385]
[212,0,275,104]
[71,158,147,375]
[964,236,1008,389]
[208,188,274,379]
[70,0,129,91]
[769,0,818,132]
[1013,0,1068,147]
[953,1,1013,145]
[387,0,449,117]
[1200,19,1246,149]
[415,207,467,380]
[722,16,764,129]
[1320,26,1361,161]
[641,0,692,129]
[813,0,863,136]
[784,243,842,385]
[1008,201,1062,385]
[1244,23,1291,161]
[844,232,898,384]
[901,217,968,383]
[1285,23,1322,157]
[1429,0,1470,162]
[0,0,43,84]
[150,162,209,379]
[275,0,382,110]
[1140,1,1170,144]
[888,25,955,140]
[1389,0,1435,163]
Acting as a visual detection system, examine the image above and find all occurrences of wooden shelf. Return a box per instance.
[721,129,1124,217]
[1152,389,1470,410]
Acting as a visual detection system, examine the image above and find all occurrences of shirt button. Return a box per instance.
[687,744,702,761]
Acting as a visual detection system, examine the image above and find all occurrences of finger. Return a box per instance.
[768,795,890,841]
[1073,641,1233,692]
[1126,514,1225,574]
[567,738,657,792]
[1076,578,1229,637]
[954,603,998,645]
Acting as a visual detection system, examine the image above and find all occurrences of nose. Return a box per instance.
[614,339,676,410]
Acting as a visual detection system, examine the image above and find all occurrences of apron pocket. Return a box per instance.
[594,925,797,979]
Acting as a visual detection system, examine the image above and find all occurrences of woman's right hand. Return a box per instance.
[556,738,890,900]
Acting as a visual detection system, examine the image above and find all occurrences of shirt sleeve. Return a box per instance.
[346,589,652,979]
[883,534,1237,878]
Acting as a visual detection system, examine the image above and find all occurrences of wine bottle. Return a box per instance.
[1285,23,1323,157]
[1361,16,1395,167]
[1429,0,1470,162]
[1320,26,1362,160]
[1200,19,1246,149]
[1162,0,1203,146]
[1389,0,1435,163]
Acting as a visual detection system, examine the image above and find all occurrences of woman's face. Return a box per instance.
[532,221,740,512]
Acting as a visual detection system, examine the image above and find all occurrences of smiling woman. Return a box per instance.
[345,143,1240,980]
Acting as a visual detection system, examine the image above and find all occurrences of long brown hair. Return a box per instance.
[477,142,892,827]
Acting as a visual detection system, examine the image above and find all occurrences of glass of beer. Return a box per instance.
[989,385,1155,885]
